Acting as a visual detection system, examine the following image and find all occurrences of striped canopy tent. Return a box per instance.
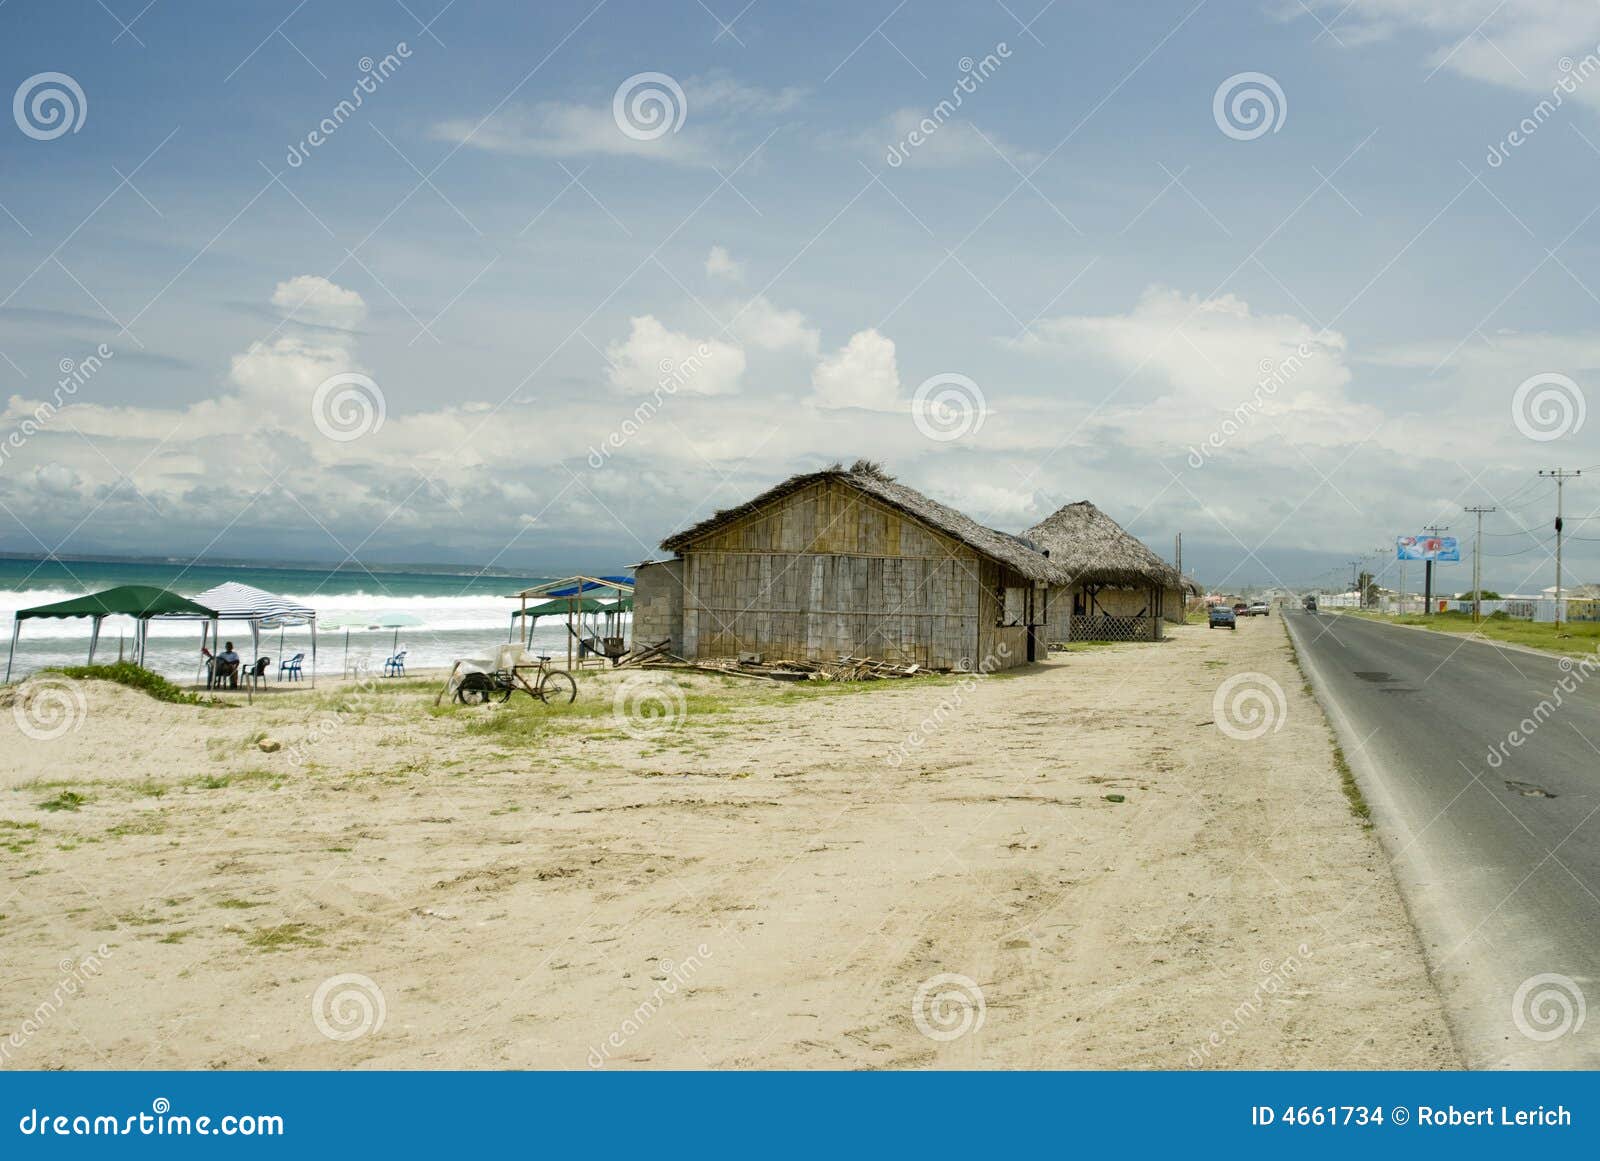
[507,575,634,668]
[153,581,318,686]
[6,585,217,681]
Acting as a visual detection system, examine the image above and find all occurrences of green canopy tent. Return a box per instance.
[6,585,218,682]
[508,576,635,667]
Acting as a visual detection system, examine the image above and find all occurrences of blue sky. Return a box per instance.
[5,0,1600,593]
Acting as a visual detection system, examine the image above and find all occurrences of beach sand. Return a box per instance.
[0,617,1456,1069]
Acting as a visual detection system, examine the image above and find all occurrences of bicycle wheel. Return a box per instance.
[537,670,577,704]
[454,673,496,704]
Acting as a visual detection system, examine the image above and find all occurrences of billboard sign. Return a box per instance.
[1397,535,1460,562]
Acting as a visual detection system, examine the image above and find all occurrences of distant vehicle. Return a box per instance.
[1303,595,1318,612]
[1244,601,1270,617]
[1233,602,1249,614]
[1209,605,1237,630]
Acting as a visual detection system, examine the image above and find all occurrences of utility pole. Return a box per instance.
[1540,470,1582,628]
[1463,506,1496,623]
[1422,524,1448,615]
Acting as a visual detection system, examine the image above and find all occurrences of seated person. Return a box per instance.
[209,641,241,688]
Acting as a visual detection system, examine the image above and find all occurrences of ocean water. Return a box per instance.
[0,558,631,682]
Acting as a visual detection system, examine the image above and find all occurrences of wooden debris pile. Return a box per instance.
[614,641,937,683]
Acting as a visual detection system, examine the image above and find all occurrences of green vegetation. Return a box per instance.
[47,662,206,705]
[188,768,281,791]
[1339,608,1600,657]
[106,813,166,837]
[1331,742,1371,824]
[37,790,88,812]
[1283,624,1372,826]
[240,923,323,952]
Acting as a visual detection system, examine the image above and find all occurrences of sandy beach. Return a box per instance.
[0,617,1455,1069]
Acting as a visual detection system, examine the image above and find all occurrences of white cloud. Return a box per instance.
[33,463,80,497]
[434,102,723,167]
[1304,1,1600,104]
[432,74,802,169]
[604,315,746,396]
[871,108,1041,169]
[1013,285,1350,403]
[270,275,366,331]
[705,245,742,281]
[727,295,819,355]
[812,329,901,410]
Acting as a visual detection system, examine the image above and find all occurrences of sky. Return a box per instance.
[5,0,1600,594]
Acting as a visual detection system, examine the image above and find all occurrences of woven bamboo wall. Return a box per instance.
[677,479,1000,669]
[1045,583,1164,642]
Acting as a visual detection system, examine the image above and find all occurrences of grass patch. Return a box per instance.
[107,813,167,837]
[37,790,88,812]
[1331,742,1371,824]
[1050,640,1125,653]
[215,898,264,910]
[1284,621,1372,826]
[1339,608,1600,657]
[46,662,205,704]
[189,768,281,791]
[240,923,323,952]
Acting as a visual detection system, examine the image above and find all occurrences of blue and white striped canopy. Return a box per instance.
[157,581,316,626]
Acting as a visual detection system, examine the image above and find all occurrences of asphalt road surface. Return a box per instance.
[1284,609,1600,1068]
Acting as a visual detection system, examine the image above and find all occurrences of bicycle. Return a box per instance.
[453,653,577,706]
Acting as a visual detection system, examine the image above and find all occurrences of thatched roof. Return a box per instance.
[1024,501,1182,589]
[661,461,1071,584]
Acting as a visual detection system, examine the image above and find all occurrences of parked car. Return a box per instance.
[1244,601,1270,617]
[1209,605,1237,630]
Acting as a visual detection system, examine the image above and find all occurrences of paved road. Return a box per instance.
[1284,610,1600,1068]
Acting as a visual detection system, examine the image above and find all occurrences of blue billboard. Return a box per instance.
[1397,534,1460,561]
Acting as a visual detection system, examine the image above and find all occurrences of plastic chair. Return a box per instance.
[280,653,304,681]
[384,650,407,677]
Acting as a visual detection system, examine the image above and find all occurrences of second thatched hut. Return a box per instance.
[1025,501,1185,642]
